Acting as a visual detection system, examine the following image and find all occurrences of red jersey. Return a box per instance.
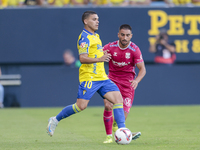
[103,40,143,86]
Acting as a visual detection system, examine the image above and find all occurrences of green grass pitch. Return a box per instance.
[0,105,200,150]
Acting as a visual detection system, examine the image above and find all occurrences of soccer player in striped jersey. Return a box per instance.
[47,11,126,139]
[102,24,146,143]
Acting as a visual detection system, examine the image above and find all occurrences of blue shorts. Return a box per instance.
[77,79,119,100]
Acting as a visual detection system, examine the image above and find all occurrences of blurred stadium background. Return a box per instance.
[0,7,200,107]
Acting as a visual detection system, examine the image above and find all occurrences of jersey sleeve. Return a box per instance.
[133,47,144,64]
[78,35,90,55]
[103,43,109,52]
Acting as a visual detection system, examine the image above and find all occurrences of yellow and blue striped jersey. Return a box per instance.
[77,29,108,82]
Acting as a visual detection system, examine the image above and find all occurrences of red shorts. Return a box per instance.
[114,81,135,113]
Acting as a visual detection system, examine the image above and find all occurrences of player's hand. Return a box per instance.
[100,52,111,62]
[129,80,138,90]
[104,50,110,54]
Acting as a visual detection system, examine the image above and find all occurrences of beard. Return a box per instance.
[120,40,129,46]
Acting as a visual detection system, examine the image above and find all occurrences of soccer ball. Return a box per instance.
[114,128,132,145]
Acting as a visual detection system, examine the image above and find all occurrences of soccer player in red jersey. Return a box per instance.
[103,24,146,143]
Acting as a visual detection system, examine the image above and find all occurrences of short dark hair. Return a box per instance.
[119,24,132,32]
[82,11,97,24]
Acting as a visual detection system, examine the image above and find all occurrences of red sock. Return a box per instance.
[103,110,113,135]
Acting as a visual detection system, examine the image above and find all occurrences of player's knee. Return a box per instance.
[104,102,113,111]
[79,106,87,111]
[76,103,87,111]
[76,99,89,110]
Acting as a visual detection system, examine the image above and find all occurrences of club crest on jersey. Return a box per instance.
[113,52,117,56]
[83,90,87,95]
[125,53,130,59]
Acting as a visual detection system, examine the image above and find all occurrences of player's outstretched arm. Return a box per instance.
[79,53,111,64]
